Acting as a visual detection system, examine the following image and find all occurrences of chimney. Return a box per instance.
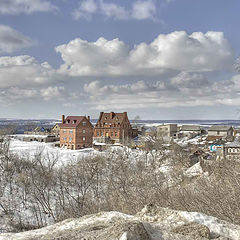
[123,112,127,117]
[110,112,114,119]
[62,115,65,124]
[87,116,90,121]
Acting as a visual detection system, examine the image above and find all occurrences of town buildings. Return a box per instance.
[93,112,137,143]
[60,115,93,150]
[179,125,201,138]
[224,141,240,161]
[157,124,178,139]
[208,125,233,137]
[51,123,60,136]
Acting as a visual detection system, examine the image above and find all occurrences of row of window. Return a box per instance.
[96,122,121,128]
[62,137,86,141]
[66,120,87,126]
[228,148,240,153]
[96,131,118,137]
[62,129,86,134]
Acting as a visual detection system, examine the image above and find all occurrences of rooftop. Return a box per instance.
[181,125,201,131]
[60,116,85,128]
[208,125,232,131]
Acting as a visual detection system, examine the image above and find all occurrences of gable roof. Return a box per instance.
[181,125,201,131]
[98,112,127,124]
[60,116,85,128]
[208,125,232,132]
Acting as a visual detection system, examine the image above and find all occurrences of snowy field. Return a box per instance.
[9,138,99,165]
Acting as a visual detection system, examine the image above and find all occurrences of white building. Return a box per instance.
[157,124,178,139]
[208,125,233,137]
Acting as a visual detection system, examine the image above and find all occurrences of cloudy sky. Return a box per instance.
[0,0,240,120]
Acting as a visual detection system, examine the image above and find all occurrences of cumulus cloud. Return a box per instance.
[73,0,156,20]
[82,72,240,110]
[0,55,55,88]
[56,31,234,77]
[73,0,98,20]
[0,86,65,102]
[0,0,57,15]
[99,1,129,20]
[0,25,33,53]
[40,86,65,100]
[132,0,156,20]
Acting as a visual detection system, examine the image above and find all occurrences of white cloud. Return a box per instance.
[73,0,157,21]
[132,0,156,20]
[56,31,234,77]
[40,86,64,100]
[82,72,240,110]
[0,55,55,88]
[0,0,57,15]
[0,86,65,102]
[73,0,97,20]
[0,25,33,53]
[99,1,129,20]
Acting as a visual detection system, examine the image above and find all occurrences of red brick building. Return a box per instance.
[93,112,137,143]
[60,115,93,150]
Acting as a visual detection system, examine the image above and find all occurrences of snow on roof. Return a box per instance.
[225,141,240,148]
[181,125,201,131]
[208,125,232,131]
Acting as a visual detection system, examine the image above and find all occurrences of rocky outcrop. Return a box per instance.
[0,206,240,240]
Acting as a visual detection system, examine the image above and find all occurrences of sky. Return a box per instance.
[0,0,240,120]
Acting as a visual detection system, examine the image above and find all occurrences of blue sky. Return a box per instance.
[0,0,240,120]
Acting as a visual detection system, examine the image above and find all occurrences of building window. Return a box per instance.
[101,131,103,136]
[63,130,66,133]
[73,120,76,124]
[97,131,99,136]
[83,129,86,134]
[63,137,67,141]
[69,137,72,142]
[111,132,113,136]
[83,137,86,141]
[217,131,220,135]
[115,132,117,137]
[69,130,73,134]
[82,121,86,126]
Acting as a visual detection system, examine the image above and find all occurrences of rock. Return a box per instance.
[172,222,211,239]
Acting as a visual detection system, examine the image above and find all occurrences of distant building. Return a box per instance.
[60,115,93,150]
[93,112,137,144]
[157,124,178,139]
[208,125,233,137]
[179,125,201,138]
[224,141,240,160]
[51,123,60,136]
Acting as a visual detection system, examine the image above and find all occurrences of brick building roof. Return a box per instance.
[60,116,85,128]
[97,112,127,124]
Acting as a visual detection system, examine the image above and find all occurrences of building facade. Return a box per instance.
[224,141,240,161]
[60,115,93,150]
[157,124,178,138]
[179,125,201,138]
[93,112,136,143]
[208,125,233,137]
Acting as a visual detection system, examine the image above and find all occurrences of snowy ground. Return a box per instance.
[9,138,99,165]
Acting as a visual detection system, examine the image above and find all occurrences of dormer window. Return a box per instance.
[67,120,70,124]
[82,121,86,126]
[73,120,77,124]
